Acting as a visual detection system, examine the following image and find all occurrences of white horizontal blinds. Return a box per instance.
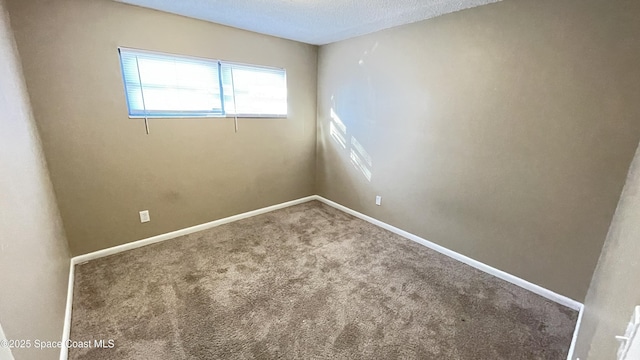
[220,63,287,117]
[119,48,223,117]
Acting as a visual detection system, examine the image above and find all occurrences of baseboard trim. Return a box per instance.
[566,304,584,360]
[61,195,316,360]
[72,196,317,265]
[59,259,75,360]
[313,195,583,311]
[314,195,583,359]
[61,194,583,360]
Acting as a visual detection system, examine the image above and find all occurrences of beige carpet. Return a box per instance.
[69,201,577,359]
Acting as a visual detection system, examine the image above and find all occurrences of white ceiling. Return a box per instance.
[115,0,501,45]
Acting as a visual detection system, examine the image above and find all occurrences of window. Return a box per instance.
[118,48,287,118]
[220,63,287,117]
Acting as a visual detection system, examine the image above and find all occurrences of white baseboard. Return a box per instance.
[72,196,317,265]
[313,195,583,360]
[61,194,583,360]
[566,304,584,360]
[60,195,316,360]
[59,259,74,360]
[314,195,582,311]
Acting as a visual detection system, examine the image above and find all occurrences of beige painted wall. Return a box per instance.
[316,0,640,301]
[573,141,640,359]
[0,0,71,358]
[6,0,318,256]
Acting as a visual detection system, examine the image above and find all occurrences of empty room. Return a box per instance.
[1,0,640,359]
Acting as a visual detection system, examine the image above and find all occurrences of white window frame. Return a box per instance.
[118,47,288,119]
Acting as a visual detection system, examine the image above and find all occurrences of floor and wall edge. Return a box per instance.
[314,196,584,360]
[566,304,585,360]
[72,196,318,264]
[60,194,583,360]
[60,259,75,360]
[314,196,583,311]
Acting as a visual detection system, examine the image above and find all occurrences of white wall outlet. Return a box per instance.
[139,210,150,223]
[375,195,382,206]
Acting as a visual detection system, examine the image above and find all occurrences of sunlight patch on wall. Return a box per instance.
[350,147,372,181]
[329,107,347,149]
[330,108,347,132]
[329,121,347,149]
[350,136,372,181]
[327,102,374,182]
[351,136,372,167]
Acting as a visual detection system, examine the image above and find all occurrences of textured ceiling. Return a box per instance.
[115,0,501,45]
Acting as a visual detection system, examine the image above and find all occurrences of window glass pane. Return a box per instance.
[221,63,287,117]
[119,49,223,117]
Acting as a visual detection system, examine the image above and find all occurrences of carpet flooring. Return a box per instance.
[69,201,578,359]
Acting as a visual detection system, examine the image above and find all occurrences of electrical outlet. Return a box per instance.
[375,195,382,206]
[139,210,150,223]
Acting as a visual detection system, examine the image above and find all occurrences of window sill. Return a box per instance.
[128,115,288,119]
